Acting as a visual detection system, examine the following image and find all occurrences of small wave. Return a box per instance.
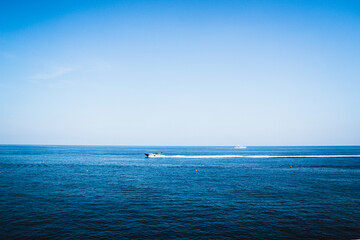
[150,155,360,159]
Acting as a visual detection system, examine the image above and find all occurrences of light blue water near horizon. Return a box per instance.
[0,145,360,239]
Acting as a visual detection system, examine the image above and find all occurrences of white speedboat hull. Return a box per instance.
[145,152,164,158]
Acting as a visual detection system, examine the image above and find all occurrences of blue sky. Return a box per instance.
[0,0,360,145]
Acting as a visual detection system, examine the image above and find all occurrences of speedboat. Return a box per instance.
[234,145,247,149]
[145,152,164,158]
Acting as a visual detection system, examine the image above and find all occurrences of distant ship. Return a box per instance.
[145,152,164,158]
[234,145,247,149]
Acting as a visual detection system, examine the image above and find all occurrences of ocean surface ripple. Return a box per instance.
[0,145,359,239]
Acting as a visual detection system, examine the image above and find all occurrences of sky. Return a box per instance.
[0,0,360,146]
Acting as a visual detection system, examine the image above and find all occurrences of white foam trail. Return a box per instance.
[149,155,360,159]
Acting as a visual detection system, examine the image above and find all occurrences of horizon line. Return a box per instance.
[0,144,360,147]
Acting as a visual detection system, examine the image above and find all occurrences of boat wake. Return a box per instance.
[149,154,360,159]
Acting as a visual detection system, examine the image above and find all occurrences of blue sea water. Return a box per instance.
[0,145,359,240]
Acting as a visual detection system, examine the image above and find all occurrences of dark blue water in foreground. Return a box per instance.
[0,145,360,240]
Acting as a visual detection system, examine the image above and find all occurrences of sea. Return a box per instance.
[0,145,359,240]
